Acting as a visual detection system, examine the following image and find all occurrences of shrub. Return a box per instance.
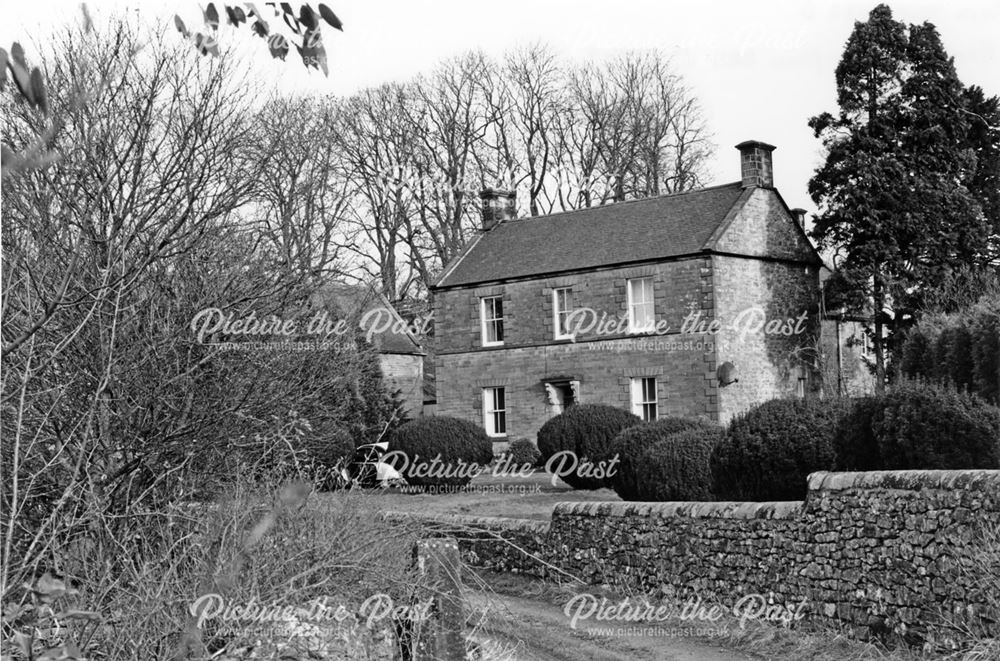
[302,422,356,490]
[1,477,423,659]
[834,381,1000,470]
[536,404,642,489]
[832,396,882,470]
[873,381,1000,469]
[899,294,1000,405]
[611,422,722,501]
[969,296,1000,404]
[899,327,932,381]
[499,438,541,469]
[387,416,493,487]
[607,416,714,500]
[711,397,850,501]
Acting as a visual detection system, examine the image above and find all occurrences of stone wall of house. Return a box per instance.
[711,187,816,261]
[380,353,425,417]
[711,188,822,423]
[433,257,720,438]
[433,188,824,435]
[432,256,713,353]
[397,470,1000,643]
[712,254,820,423]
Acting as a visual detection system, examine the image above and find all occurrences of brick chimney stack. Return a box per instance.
[736,140,776,188]
[479,188,516,230]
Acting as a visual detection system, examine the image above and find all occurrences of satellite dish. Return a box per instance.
[717,362,738,387]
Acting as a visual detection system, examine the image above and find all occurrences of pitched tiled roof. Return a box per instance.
[434,182,749,288]
[314,282,424,355]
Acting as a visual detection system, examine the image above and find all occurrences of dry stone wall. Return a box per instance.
[393,470,1000,643]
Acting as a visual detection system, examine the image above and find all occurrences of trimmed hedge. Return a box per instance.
[836,381,1000,470]
[499,438,541,469]
[537,404,642,489]
[610,422,722,501]
[387,416,493,487]
[607,416,714,500]
[711,397,850,501]
[832,397,882,471]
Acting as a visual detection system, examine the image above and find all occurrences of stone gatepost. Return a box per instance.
[398,538,466,661]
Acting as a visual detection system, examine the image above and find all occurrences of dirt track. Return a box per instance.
[469,575,757,661]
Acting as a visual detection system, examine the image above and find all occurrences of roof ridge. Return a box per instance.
[500,181,744,225]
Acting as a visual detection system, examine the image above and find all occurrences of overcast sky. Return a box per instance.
[4,1,998,219]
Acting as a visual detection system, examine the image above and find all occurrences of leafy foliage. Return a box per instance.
[173,3,343,75]
[809,5,998,390]
[610,420,721,502]
[536,404,642,489]
[606,416,713,500]
[836,381,1000,471]
[500,438,542,468]
[711,398,851,501]
[387,416,493,487]
[898,293,1000,404]
[832,396,883,471]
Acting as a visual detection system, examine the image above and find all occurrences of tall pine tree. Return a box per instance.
[809,4,995,392]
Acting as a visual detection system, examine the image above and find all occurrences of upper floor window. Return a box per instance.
[630,377,658,421]
[553,287,574,340]
[483,387,507,437]
[861,332,875,361]
[627,277,655,333]
[481,296,504,346]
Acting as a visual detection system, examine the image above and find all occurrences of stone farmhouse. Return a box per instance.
[430,141,835,442]
[321,283,426,417]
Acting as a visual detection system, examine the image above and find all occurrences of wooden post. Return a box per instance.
[399,538,465,661]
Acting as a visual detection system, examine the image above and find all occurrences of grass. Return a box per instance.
[1,477,428,660]
[328,469,620,521]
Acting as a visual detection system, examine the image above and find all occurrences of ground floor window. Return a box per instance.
[483,387,507,436]
[630,377,657,421]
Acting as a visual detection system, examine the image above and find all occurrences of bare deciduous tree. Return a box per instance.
[252,95,351,285]
[334,83,420,300]
[1,20,397,601]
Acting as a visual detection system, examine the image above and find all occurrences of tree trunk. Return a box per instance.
[872,269,887,394]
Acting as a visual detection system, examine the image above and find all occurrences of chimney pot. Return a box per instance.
[736,140,776,188]
[790,208,807,230]
[479,188,516,230]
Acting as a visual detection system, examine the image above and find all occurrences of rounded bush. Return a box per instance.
[387,416,493,487]
[611,423,722,501]
[832,396,882,471]
[536,404,642,489]
[872,381,1000,470]
[606,416,714,500]
[711,397,850,501]
[499,438,541,469]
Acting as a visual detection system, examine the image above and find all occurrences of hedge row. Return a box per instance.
[530,383,999,502]
[899,295,1000,404]
[378,381,999,499]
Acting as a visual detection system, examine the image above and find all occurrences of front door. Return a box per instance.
[546,381,577,415]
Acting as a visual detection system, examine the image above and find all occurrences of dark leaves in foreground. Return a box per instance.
[1,43,49,114]
[173,3,342,76]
